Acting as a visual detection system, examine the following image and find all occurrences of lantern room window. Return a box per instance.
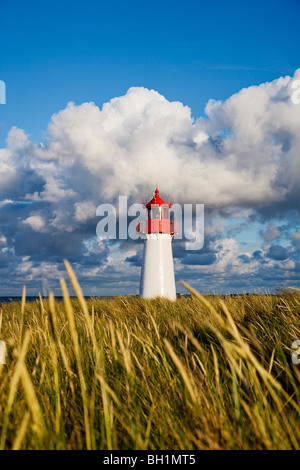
[161,207,169,219]
[149,206,160,219]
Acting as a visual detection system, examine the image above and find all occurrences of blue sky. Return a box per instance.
[0,0,299,296]
[1,0,299,145]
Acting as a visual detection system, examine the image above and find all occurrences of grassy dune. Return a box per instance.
[0,261,299,450]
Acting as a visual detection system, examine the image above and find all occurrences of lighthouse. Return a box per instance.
[136,187,178,300]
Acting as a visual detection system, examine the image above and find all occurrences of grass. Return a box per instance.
[0,260,299,450]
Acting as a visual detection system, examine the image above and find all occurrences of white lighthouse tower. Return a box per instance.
[137,187,177,300]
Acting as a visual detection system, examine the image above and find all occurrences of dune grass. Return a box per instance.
[0,261,299,450]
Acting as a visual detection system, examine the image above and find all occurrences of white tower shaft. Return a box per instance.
[140,233,176,300]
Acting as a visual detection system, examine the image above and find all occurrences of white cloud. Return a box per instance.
[23,215,46,232]
[260,223,281,243]
[291,228,300,241]
[2,71,300,223]
[74,201,96,222]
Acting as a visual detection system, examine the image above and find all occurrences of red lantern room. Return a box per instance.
[136,187,178,235]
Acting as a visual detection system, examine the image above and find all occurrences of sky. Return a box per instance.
[0,0,299,296]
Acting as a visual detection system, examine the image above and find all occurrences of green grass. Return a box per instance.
[0,261,299,450]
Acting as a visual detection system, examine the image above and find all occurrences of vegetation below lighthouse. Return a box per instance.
[0,262,299,450]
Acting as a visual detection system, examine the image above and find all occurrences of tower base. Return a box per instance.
[139,233,176,300]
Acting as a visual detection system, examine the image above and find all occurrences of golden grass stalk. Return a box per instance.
[164,338,197,405]
[18,285,26,347]
[63,260,99,364]
[11,411,30,450]
[0,330,31,449]
[48,292,62,438]
[19,362,47,442]
[60,277,92,450]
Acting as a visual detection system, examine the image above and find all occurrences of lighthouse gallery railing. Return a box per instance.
[136,219,178,234]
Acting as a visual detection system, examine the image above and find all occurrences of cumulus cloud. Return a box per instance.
[290,228,300,251]
[1,70,300,294]
[260,223,281,242]
[3,71,300,215]
[74,201,97,222]
[23,215,46,232]
[267,245,290,261]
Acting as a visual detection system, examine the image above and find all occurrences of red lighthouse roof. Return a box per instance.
[137,186,178,235]
[146,187,170,208]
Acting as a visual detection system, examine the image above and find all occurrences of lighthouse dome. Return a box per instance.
[146,188,169,208]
